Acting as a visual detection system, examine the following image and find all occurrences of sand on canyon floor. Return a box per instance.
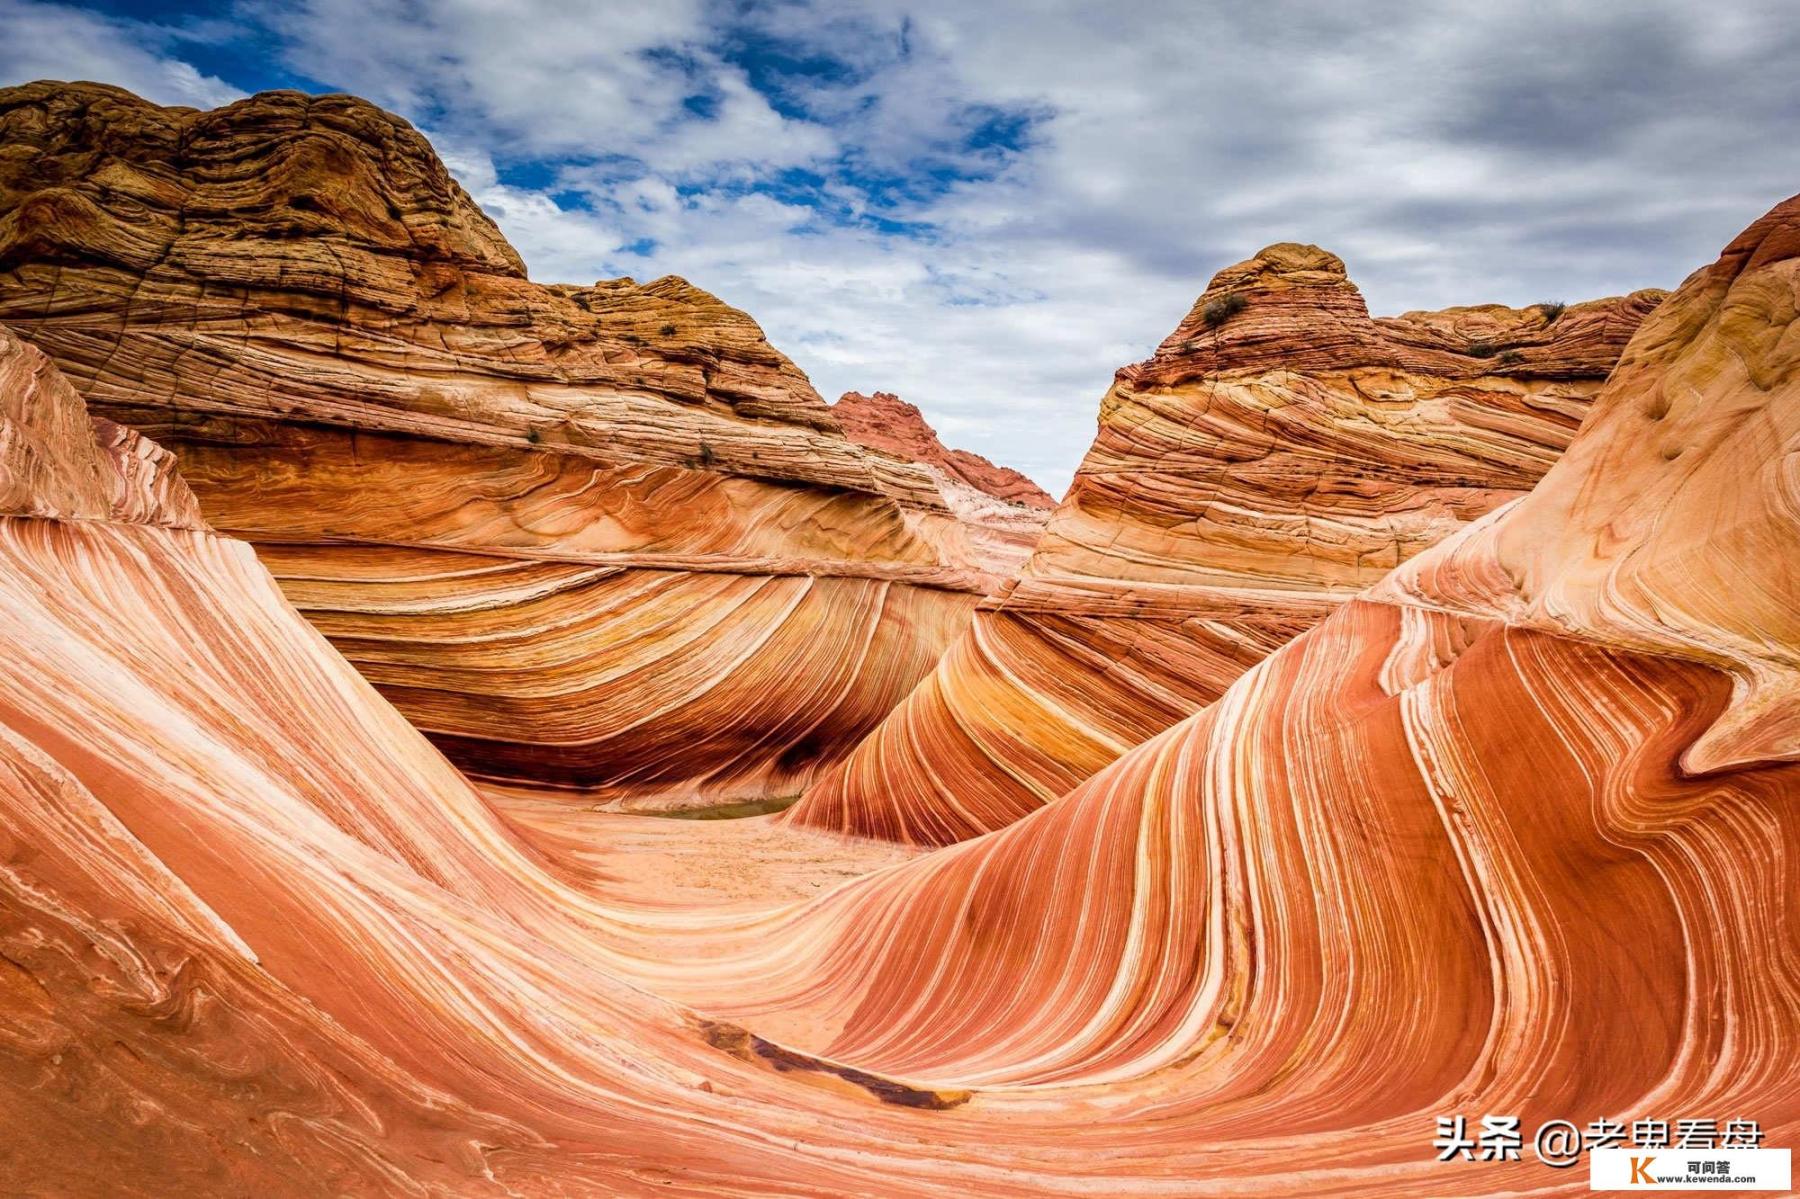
[480,782,924,911]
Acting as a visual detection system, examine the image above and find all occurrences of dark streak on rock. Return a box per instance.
[697,1019,972,1110]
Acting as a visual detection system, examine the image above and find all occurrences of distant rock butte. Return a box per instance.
[833,390,1055,509]
[0,80,1033,806]
[787,241,1667,842]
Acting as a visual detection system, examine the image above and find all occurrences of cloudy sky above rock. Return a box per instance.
[4,0,1797,495]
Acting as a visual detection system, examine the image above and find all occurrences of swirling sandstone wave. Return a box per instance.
[2,193,1796,1198]
[653,194,1800,1187]
[0,328,966,1193]
[787,243,1665,842]
[0,81,1048,806]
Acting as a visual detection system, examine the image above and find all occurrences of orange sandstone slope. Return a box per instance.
[669,194,1800,1190]
[786,243,1664,843]
[0,80,1027,807]
[1,193,1794,1199]
[0,326,980,1196]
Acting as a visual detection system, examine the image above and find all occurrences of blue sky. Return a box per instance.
[4,0,1799,496]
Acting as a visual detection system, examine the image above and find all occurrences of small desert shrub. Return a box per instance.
[696,441,717,468]
[1537,300,1566,323]
[1496,349,1524,366]
[1201,291,1248,327]
[1467,341,1499,358]
[659,323,678,337]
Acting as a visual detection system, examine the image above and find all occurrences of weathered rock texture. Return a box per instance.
[787,242,1666,842]
[0,326,958,1194]
[1,195,1796,1198]
[0,328,204,529]
[648,192,1800,1188]
[0,80,1035,806]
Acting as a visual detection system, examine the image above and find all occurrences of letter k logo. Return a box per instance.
[1629,1156,1657,1185]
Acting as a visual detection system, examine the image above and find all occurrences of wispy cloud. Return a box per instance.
[0,0,242,107]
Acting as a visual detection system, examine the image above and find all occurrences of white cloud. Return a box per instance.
[668,0,1800,495]
[431,138,630,282]
[252,0,835,178]
[0,0,242,108]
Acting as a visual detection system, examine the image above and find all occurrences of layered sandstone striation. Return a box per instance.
[0,330,205,529]
[656,194,1800,1188]
[787,241,1666,842]
[0,327,964,1193]
[2,195,1796,1198]
[0,80,1025,805]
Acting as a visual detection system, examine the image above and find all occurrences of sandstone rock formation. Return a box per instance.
[0,80,1026,807]
[786,243,1666,842]
[834,389,1055,509]
[0,329,205,529]
[0,326,934,1193]
[829,387,1052,580]
[646,192,1800,1190]
[2,193,1796,1198]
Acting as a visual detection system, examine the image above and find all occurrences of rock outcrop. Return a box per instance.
[0,330,205,529]
[830,388,1052,578]
[0,80,1020,806]
[2,193,1796,1198]
[834,390,1055,509]
[787,244,1666,842]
